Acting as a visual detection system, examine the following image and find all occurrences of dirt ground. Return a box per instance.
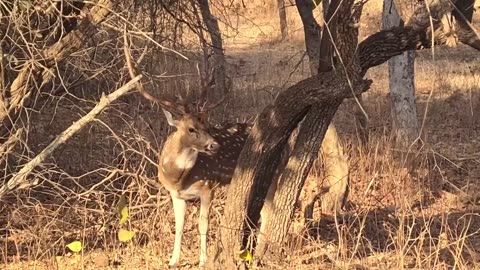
[1,1,480,269]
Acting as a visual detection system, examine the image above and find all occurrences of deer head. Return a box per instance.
[161,107,219,156]
[139,89,224,156]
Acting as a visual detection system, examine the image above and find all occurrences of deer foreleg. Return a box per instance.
[169,194,186,267]
[198,190,213,267]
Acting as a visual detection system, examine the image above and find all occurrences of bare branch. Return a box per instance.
[0,75,143,199]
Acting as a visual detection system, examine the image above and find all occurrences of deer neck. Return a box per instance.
[158,132,198,190]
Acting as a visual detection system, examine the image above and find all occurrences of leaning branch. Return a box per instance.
[357,26,426,75]
[0,75,142,200]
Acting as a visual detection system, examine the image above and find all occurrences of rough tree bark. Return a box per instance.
[278,0,288,40]
[319,0,369,143]
[384,0,419,148]
[295,0,321,73]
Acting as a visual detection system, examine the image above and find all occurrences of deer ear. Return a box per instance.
[161,108,179,127]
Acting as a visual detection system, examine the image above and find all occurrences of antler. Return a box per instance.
[195,62,226,114]
[123,28,188,115]
[139,89,189,115]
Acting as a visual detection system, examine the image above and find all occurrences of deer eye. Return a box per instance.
[188,128,196,133]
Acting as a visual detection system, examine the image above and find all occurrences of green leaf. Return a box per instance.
[119,206,129,225]
[238,249,253,261]
[117,229,135,242]
[66,241,82,253]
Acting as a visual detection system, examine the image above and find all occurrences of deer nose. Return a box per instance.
[206,141,220,153]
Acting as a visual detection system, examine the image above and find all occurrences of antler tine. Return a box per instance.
[196,63,208,108]
[174,92,191,114]
[123,27,187,115]
[197,73,232,112]
[199,95,226,113]
[140,90,188,115]
[196,62,222,114]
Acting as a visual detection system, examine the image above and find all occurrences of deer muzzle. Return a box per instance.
[205,141,220,155]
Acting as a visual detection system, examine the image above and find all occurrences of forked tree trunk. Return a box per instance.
[383,0,419,148]
[256,112,348,256]
[294,0,350,218]
[278,0,288,39]
[216,1,370,266]
[255,102,342,258]
[217,0,479,266]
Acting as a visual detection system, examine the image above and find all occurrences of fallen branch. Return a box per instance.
[0,75,142,200]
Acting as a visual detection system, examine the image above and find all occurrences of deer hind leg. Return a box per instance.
[169,194,187,267]
[198,188,213,267]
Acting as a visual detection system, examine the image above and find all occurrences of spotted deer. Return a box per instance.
[139,89,253,268]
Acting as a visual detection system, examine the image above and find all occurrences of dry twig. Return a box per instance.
[0,75,142,199]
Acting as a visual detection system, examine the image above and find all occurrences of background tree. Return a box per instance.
[198,0,229,104]
[278,0,288,40]
[383,0,419,149]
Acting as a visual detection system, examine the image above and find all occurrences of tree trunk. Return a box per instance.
[199,0,228,105]
[383,0,419,148]
[216,0,370,266]
[295,0,321,74]
[294,0,350,217]
[255,102,342,258]
[318,124,349,213]
[278,0,288,40]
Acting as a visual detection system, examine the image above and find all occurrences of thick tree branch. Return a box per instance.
[358,26,426,75]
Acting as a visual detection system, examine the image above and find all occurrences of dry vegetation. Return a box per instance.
[1,0,480,269]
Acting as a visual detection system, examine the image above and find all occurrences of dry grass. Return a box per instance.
[1,1,480,270]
